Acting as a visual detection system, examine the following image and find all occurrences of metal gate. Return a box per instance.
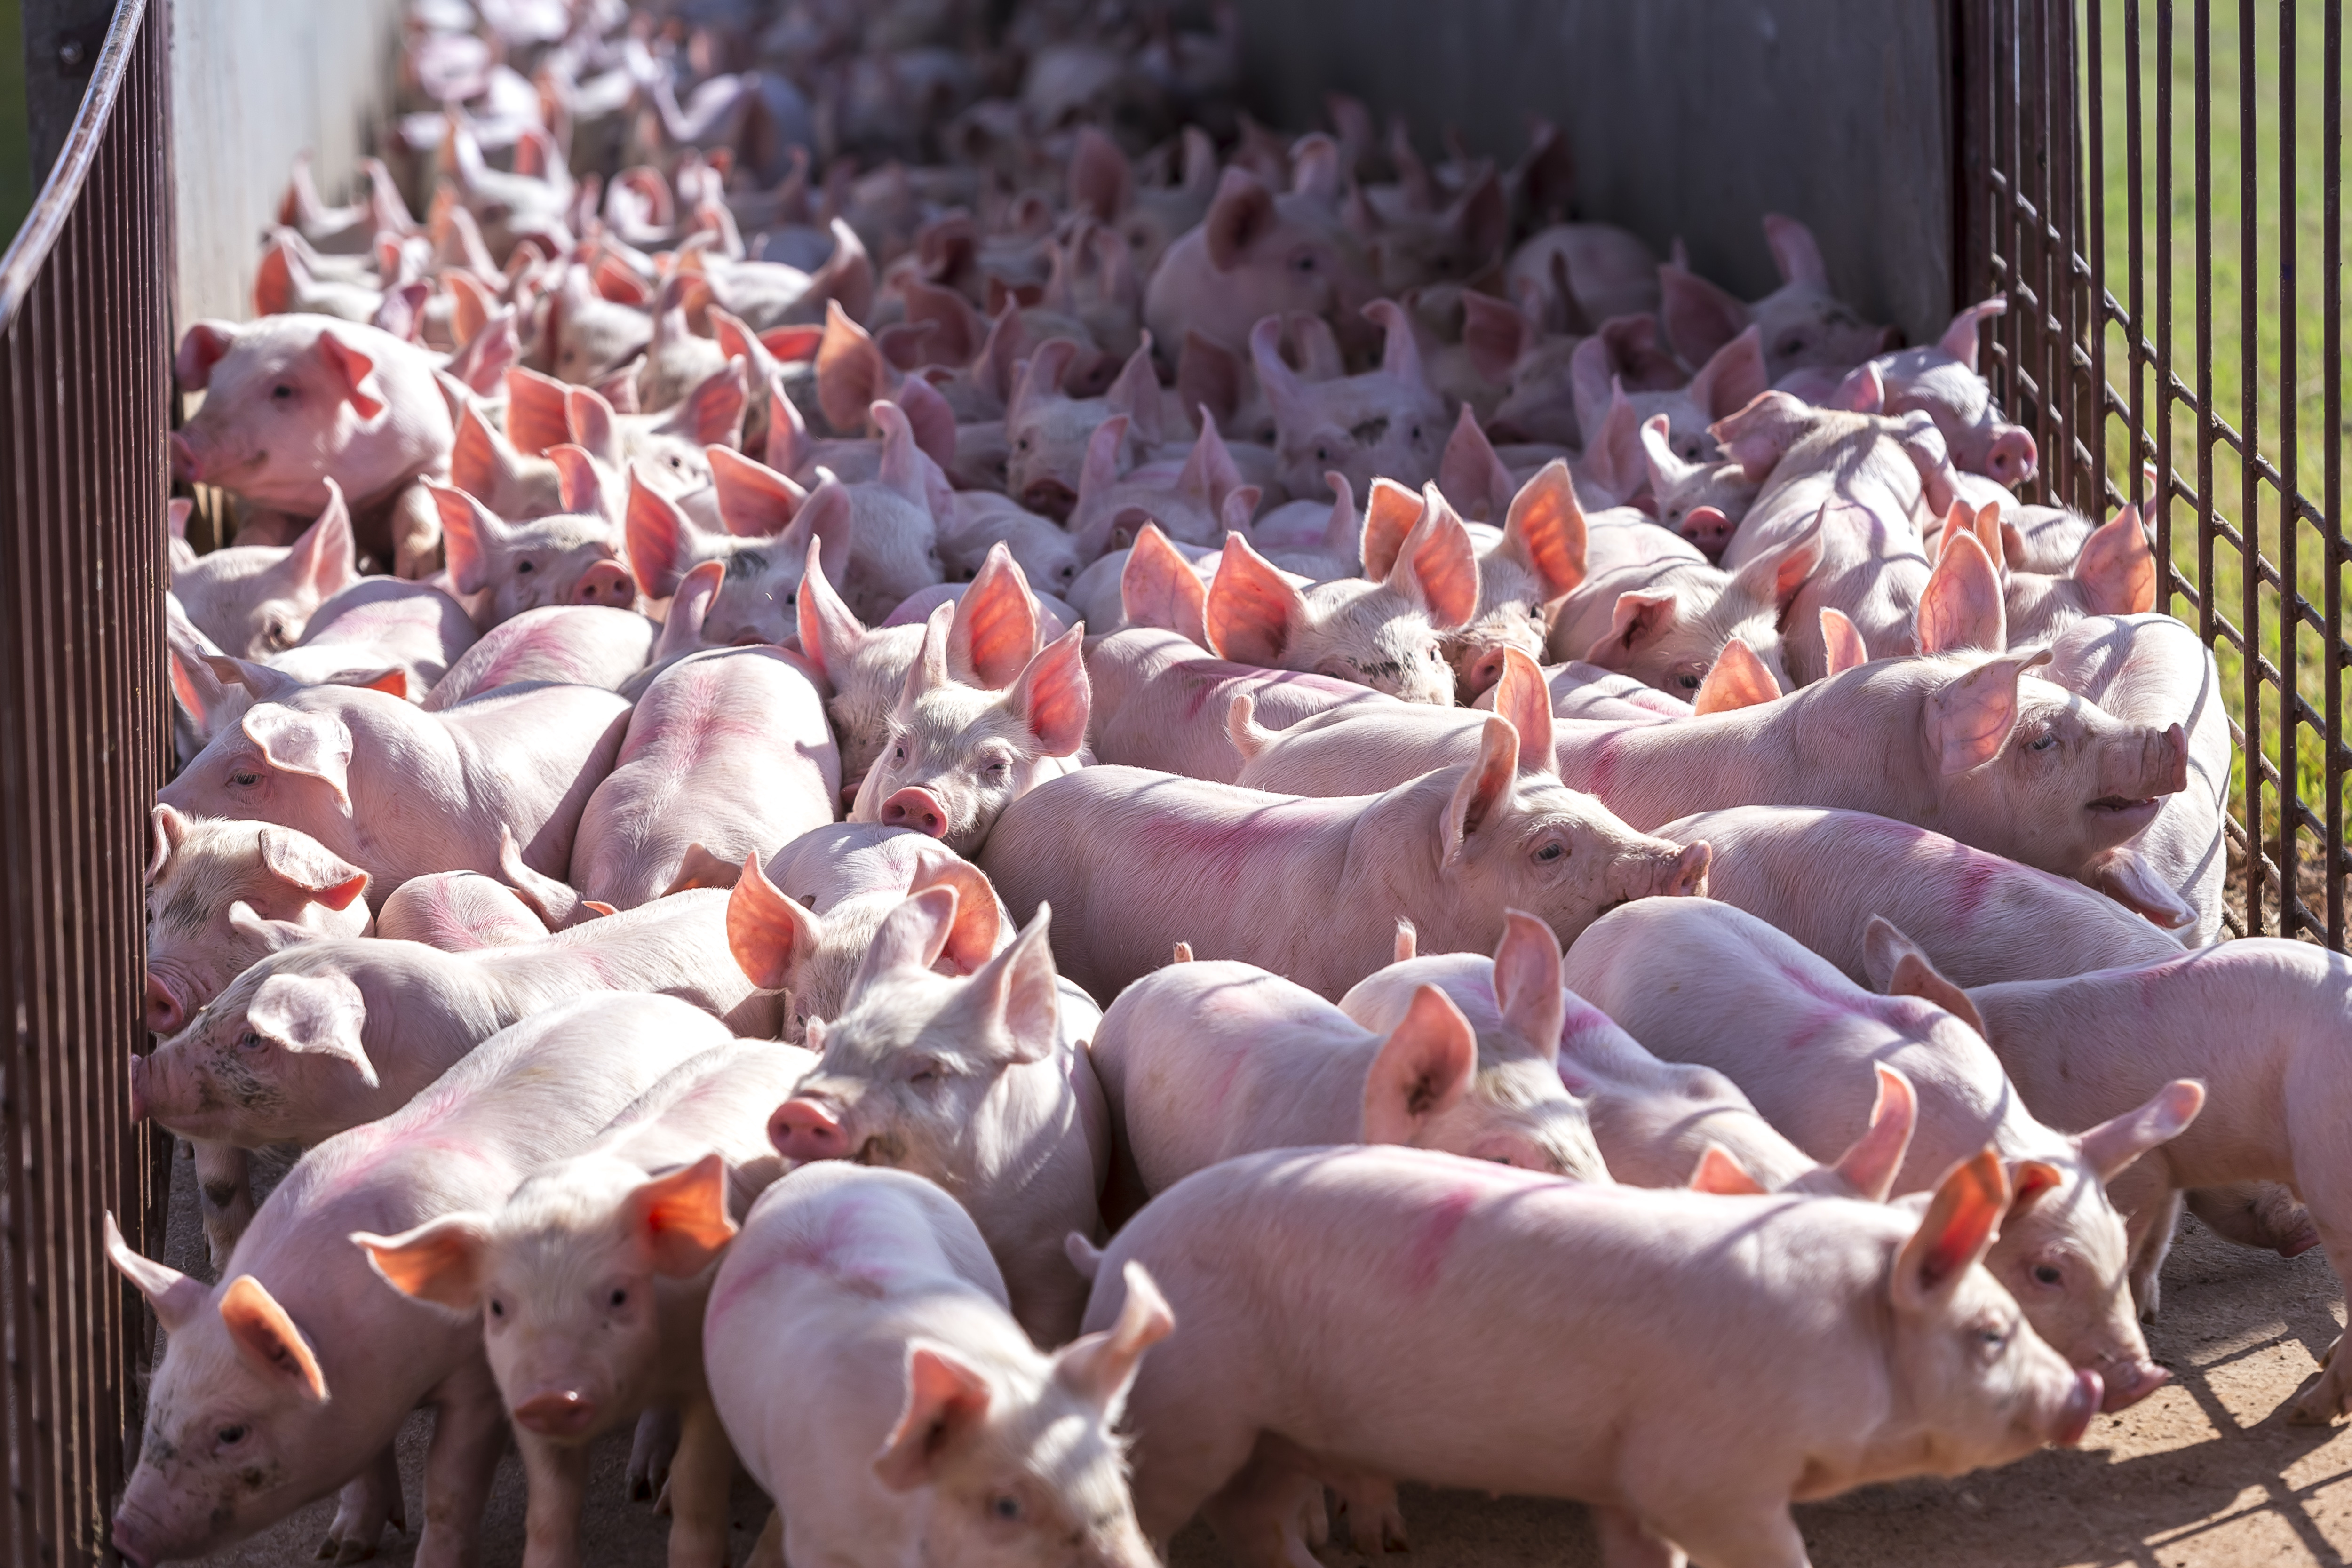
[0,0,175,1563]
[1956,0,2347,945]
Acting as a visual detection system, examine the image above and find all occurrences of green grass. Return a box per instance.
[2082,0,2347,914]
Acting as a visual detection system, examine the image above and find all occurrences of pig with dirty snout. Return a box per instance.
[1087,1143,2098,1564]
[704,1164,1167,1568]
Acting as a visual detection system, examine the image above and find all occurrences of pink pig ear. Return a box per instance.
[1358,477,1422,581]
[106,1212,208,1334]
[1443,716,1521,860]
[816,298,891,436]
[1658,263,1752,368]
[1687,325,1770,422]
[1924,650,2050,774]
[2074,1079,2206,1182]
[1939,297,2007,371]
[624,468,700,600]
[1054,1261,1174,1413]
[906,849,1003,975]
[709,446,805,539]
[1827,1063,1920,1204]
[874,1344,993,1491]
[425,482,502,597]
[281,479,360,599]
[1489,648,1556,775]
[1892,1148,2010,1311]
[1692,638,1780,715]
[1762,213,1830,289]
[1361,985,1478,1146]
[655,559,727,660]
[1708,391,1813,484]
[1119,524,1208,647]
[1490,909,1565,1064]
[1861,916,1987,1036]
[246,969,374,1089]
[1068,125,1133,221]
[1204,169,1278,271]
[625,1153,739,1277]
[727,853,825,990]
[1820,606,1869,677]
[241,704,355,810]
[1688,1145,1768,1196]
[1580,591,1677,671]
[1396,489,1479,630]
[1915,528,2007,656]
[218,1274,331,1404]
[1438,404,1515,523]
[794,538,866,694]
[257,825,368,910]
[1203,534,1308,667]
[1501,460,1587,602]
[951,543,1042,690]
[1827,361,1885,413]
[175,320,240,391]
[566,384,622,464]
[354,1211,493,1313]
[855,885,962,992]
[315,330,385,420]
[2072,502,2157,615]
[956,906,1061,1066]
[1007,625,1091,758]
[503,365,573,457]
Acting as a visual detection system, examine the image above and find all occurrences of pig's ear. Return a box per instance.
[1820,607,1869,677]
[228,901,314,955]
[1828,1064,1919,1204]
[1501,460,1587,602]
[146,803,189,885]
[1365,299,1427,391]
[794,537,865,693]
[1861,915,1986,1037]
[283,480,360,598]
[1439,405,1515,522]
[1461,291,1530,385]
[1892,412,1960,517]
[897,602,957,712]
[1708,391,1812,484]
[1939,297,2007,372]
[709,446,805,539]
[1120,525,1210,647]
[504,366,574,458]
[1396,489,1480,630]
[257,825,369,910]
[1491,908,1565,1064]
[857,886,961,990]
[1204,168,1277,271]
[1203,535,1308,667]
[1053,1260,1173,1415]
[1104,338,1164,446]
[2072,502,2157,615]
[1924,650,2050,775]
[1490,648,1556,773]
[673,359,748,451]
[1688,325,1770,422]
[2080,846,2198,929]
[874,1343,993,1491]
[952,543,1041,689]
[241,705,355,811]
[1358,478,1422,581]
[1361,985,1478,1145]
[248,971,375,1086]
[1658,263,1752,368]
[1008,626,1091,758]
[566,385,622,465]
[1762,213,1831,289]
[906,850,1002,974]
[626,1152,739,1277]
[1826,361,1885,414]
[1177,333,1242,428]
[218,1274,331,1403]
[792,472,857,576]
[625,469,701,600]
[352,1213,491,1313]
[1580,592,1678,671]
[1688,1144,1767,1196]
[2075,1079,2206,1181]
[425,483,502,597]
[727,852,825,989]
[961,907,1060,1067]
[1891,1148,2010,1311]
[1692,639,1780,715]
[315,331,385,421]
[451,402,517,501]
[764,366,814,474]
[1443,717,1521,861]
[1074,414,1132,523]
[1728,514,1825,618]
[817,299,890,435]
[1915,529,2007,655]
[176,320,240,390]
[105,1212,207,1334]
[895,376,959,470]
[1069,126,1132,222]
[168,636,236,739]
[208,654,302,704]
[656,559,728,659]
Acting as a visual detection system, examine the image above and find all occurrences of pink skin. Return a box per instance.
[357,1040,813,1568]
[1777,500,1935,685]
[1082,626,1392,783]
[1550,649,2191,881]
[288,578,480,697]
[1658,805,2185,987]
[1639,414,1760,561]
[169,484,361,658]
[980,714,1710,1003]
[373,871,550,952]
[421,605,657,709]
[759,824,939,913]
[1003,339,1164,520]
[938,492,1088,600]
[1548,525,1821,701]
[704,1165,1163,1568]
[1252,302,1447,501]
[1659,213,1900,380]
[1565,898,2194,1411]
[106,994,724,1568]
[1518,660,1691,724]
[1066,411,1256,560]
[1572,326,1770,487]
[429,486,635,630]
[569,640,840,910]
[446,400,568,524]
[1504,223,1661,325]
[1869,298,2040,486]
[1714,393,1958,573]
[1087,1145,2095,1566]
[766,893,1112,1344]
[1949,938,2352,1418]
[2000,503,2160,646]
[1428,460,1589,700]
[540,265,653,386]
[2040,613,2229,941]
[157,669,631,903]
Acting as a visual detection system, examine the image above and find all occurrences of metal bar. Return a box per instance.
[2126,0,2147,522]
[2278,0,2302,938]
[2088,0,2109,515]
[2157,0,2178,585]
[2328,0,2345,942]
[2241,0,2265,931]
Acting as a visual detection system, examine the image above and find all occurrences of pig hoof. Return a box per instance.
[2286,1390,2342,1426]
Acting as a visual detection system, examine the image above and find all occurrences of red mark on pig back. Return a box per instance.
[1404,1186,1478,1294]
[1941,844,2002,929]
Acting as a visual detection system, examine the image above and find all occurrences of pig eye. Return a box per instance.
[609,1288,628,1308]
[1675,673,1703,692]
[1979,1323,2010,1349]
[515,559,535,575]
[2031,1263,2062,1287]
[988,1493,1023,1522]
[216,1423,247,1446]
[1291,253,1317,274]
[238,1030,263,1051]
[270,384,294,401]
[891,744,906,762]
[488,1299,504,1318]
[230,770,262,788]
[1013,435,1031,452]
[2028,733,2058,752]
[1533,842,1565,863]
[1776,335,1806,359]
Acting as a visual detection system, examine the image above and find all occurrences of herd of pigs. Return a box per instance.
[107,2,2352,1567]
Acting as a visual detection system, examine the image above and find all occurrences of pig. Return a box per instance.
[1086,1143,2098,1565]
[1714,391,1958,569]
[1251,302,1447,500]
[703,1163,1164,1568]
[1659,212,1899,380]
[759,822,938,912]
[766,890,1112,1343]
[421,605,658,709]
[1569,899,2199,1410]
[170,481,362,658]
[847,602,1089,856]
[1571,324,1769,478]
[171,316,454,575]
[1002,338,1165,519]
[565,363,747,497]
[1505,222,1661,325]
[1200,504,1474,708]
[980,713,1710,1002]
[445,399,570,525]
[938,491,1089,598]
[105,993,724,1568]
[1547,648,2191,883]
[1867,297,2039,485]
[1081,627,1388,783]
[157,665,631,902]
[1141,142,1379,359]
[426,484,636,629]
[1899,931,2351,1418]
[567,585,839,909]
[539,263,656,385]
[278,576,481,699]
[1091,932,1607,1220]
[358,1038,814,1568]
[1457,286,1589,448]
[2000,502,2158,645]
[1640,412,1760,560]
[1066,410,1258,559]
[373,870,550,951]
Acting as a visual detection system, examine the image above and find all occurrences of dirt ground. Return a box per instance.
[163,1141,2352,1568]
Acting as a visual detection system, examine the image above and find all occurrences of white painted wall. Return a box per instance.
[172,0,403,324]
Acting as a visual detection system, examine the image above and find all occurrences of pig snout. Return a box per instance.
[771,1096,850,1161]
[1020,478,1078,522]
[143,973,185,1035]
[1985,426,2039,485]
[1678,505,1735,560]
[2098,1358,2170,1413]
[879,786,950,838]
[512,1388,599,1440]
[568,560,636,608]
[110,1512,156,1568]
[2053,1369,2104,1447]
[167,432,201,485]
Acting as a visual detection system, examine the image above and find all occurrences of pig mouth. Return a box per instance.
[851,1134,892,1166]
[1020,478,1077,520]
[2085,794,2161,827]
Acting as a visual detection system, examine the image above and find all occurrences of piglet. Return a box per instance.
[427,483,635,629]
[1869,297,2039,485]
[1083,626,1391,783]
[421,604,657,709]
[1141,145,1379,358]
[374,870,550,951]
[1659,213,1898,380]
[1252,301,1447,500]
[170,480,362,658]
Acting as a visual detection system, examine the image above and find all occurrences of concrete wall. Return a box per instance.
[1238,0,1955,348]
[171,0,403,325]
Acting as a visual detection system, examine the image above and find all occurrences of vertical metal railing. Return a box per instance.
[0,1,175,1564]
[1957,0,2348,946]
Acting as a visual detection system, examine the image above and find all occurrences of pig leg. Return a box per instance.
[1128,1416,1268,1553]
[2189,1182,2322,1258]
[193,1139,254,1273]
[317,1444,406,1564]
[2122,1186,2183,1322]
[661,1399,734,1568]
[1198,1447,1327,1568]
[516,1432,588,1568]
[1590,1507,1688,1568]
[1642,1502,1810,1568]
[744,1511,783,1568]
[413,1364,509,1568]
[1332,1475,1406,1552]
[627,1407,679,1503]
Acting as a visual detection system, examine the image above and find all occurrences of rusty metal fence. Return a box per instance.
[1955,0,2348,945]
[0,0,175,1563]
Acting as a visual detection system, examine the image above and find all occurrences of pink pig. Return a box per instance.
[1867,297,2039,485]
[170,480,362,657]
[426,484,636,628]
[1082,625,1391,783]
[1251,301,1448,500]
[1659,213,1899,380]
[373,870,551,951]
[421,604,657,709]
